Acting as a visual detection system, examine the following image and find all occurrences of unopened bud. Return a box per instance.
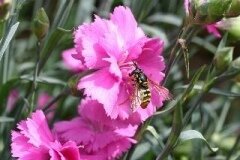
[216,16,240,40]
[187,0,232,24]
[226,0,240,17]
[32,8,49,40]
[0,0,11,19]
[67,69,97,97]
[231,57,240,82]
[214,47,233,73]
[232,57,240,69]
[68,74,83,97]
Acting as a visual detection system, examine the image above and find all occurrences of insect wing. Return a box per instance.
[148,79,171,101]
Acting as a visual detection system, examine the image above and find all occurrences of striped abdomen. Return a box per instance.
[139,83,151,109]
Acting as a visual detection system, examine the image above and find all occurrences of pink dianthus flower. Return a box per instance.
[11,110,81,160]
[68,6,169,121]
[6,89,19,112]
[37,92,56,120]
[54,99,138,160]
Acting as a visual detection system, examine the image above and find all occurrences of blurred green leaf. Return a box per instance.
[20,75,66,86]
[0,117,14,123]
[192,37,217,54]
[176,84,240,97]
[39,27,71,71]
[130,142,152,160]
[0,20,6,38]
[140,24,169,46]
[145,126,165,149]
[147,13,182,26]
[178,130,218,152]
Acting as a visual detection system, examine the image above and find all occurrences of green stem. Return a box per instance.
[156,102,183,160]
[30,41,41,113]
[43,88,70,112]
[162,24,193,86]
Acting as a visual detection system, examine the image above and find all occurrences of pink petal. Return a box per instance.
[54,118,93,145]
[79,99,111,124]
[184,0,190,14]
[37,92,56,120]
[37,93,51,109]
[11,131,50,159]
[78,69,120,118]
[60,141,81,160]
[6,89,19,112]
[126,37,147,61]
[110,6,145,45]
[74,16,110,69]
[99,24,124,61]
[151,85,169,107]
[114,83,133,120]
[136,38,165,83]
[205,24,221,38]
[62,48,85,72]
[16,110,54,148]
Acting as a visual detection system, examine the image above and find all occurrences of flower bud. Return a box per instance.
[231,57,240,82]
[232,57,240,69]
[226,0,240,17]
[216,16,240,40]
[67,70,96,97]
[0,0,11,19]
[187,0,232,24]
[67,74,83,97]
[32,8,49,40]
[213,47,233,73]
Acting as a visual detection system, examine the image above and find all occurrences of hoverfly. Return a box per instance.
[128,62,170,110]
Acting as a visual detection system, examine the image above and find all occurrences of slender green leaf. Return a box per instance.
[58,0,74,27]
[178,130,218,152]
[176,84,240,97]
[20,75,66,86]
[0,22,19,61]
[154,95,181,116]
[145,126,165,149]
[217,33,228,51]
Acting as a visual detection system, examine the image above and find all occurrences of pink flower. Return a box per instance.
[205,24,221,38]
[73,6,169,120]
[184,0,190,15]
[6,89,19,112]
[54,99,138,160]
[37,92,56,120]
[11,110,81,160]
[62,48,85,72]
